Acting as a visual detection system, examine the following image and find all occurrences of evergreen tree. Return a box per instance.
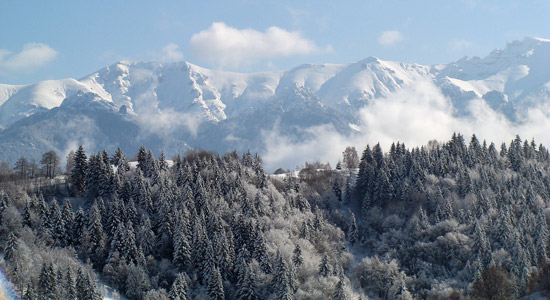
[535,211,549,263]
[126,263,152,300]
[71,145,88,195]
[319,254,331,276]
[49,199,66,246]
[76,269,101,300]
[38,263,56,300]
[23,284,37,300]
[137,216,156,257]
[168,272,190,300]
[333,180,342,202]
[172,221,192,270]
[344,178,352,204]
[85,201,107,266]
[72,207,86,247]
[333,279,348,300]
[22,201,33,228]
[4,232,17,262]
[66,270,77,300]
[111,147,130,174]
[235,264,258,300]
[137,146,152,177]
[207,266,225,300]
[348,212,358,245]
[392,276,413,300]
[61,198,74,245]
[273,251,292,299]
[292,244,303,267]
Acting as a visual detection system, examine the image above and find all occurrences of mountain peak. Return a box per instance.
[359,56,382,64]
[1,37,550,164]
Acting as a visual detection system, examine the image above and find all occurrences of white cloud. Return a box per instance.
[159,43,184,62]
[190,22,326,68]
[0,43,57,72]
[260,80,550,170]
[378,31,403,46]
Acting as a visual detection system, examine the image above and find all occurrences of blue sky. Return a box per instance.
[1,0,549,84]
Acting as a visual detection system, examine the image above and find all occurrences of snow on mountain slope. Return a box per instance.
[317,57,431,110]
[436,37,550,116]
[0,79,95,126]
[1,37,550,165]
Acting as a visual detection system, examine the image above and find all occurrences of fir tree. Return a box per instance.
[85,201,107,266]
[126,263,152,299]
[273,251,292,299]
[111,147,130,174]
[173,224,192,271]
[49,199,66,246]
[4,232,17,262]
[66,270,77,300]
[235,264,258,300]
[61,198,74,245]
[292,244,303,267]
[207,266,225,300]
[76,269,101,300]
[348,212,358,245]
[333,279,348,300]
[71,145,88,195]
[168,272,190,300]
[319,254,331,277]
[333,180,342,202]
[23,284,37,300]
[38,263,56,300]
[137,146,153,177]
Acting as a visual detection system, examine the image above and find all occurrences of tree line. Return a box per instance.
[2,133,550,299]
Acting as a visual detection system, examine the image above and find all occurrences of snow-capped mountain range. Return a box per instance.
[1,37,550,165]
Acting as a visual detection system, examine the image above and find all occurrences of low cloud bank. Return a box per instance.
[260,80,550,170]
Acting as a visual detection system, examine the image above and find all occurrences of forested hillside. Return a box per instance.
[1,134,550,299]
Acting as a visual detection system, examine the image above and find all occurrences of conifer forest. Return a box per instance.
[2,134,550,299]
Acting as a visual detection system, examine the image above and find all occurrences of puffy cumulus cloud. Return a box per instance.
[378,30,403,46]
[190,22,326,68]
[158,43,184,62]
[260,80,550,170]
[0,43,57,72]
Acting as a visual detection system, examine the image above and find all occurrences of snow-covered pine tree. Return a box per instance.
[319,254,331,277]
[38,263,57,300]
[207,266,225,300]
[173,221,192,271]
[111,147,130,174]
[76,268,101,300]
[292,244,303,267]
[23,284,37,300]
[168,272,190,300]
[235,263,258,300]
[71,145,88,196]
[4,232,17,262]
[348,212,358,245]
[333,279,348,300]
